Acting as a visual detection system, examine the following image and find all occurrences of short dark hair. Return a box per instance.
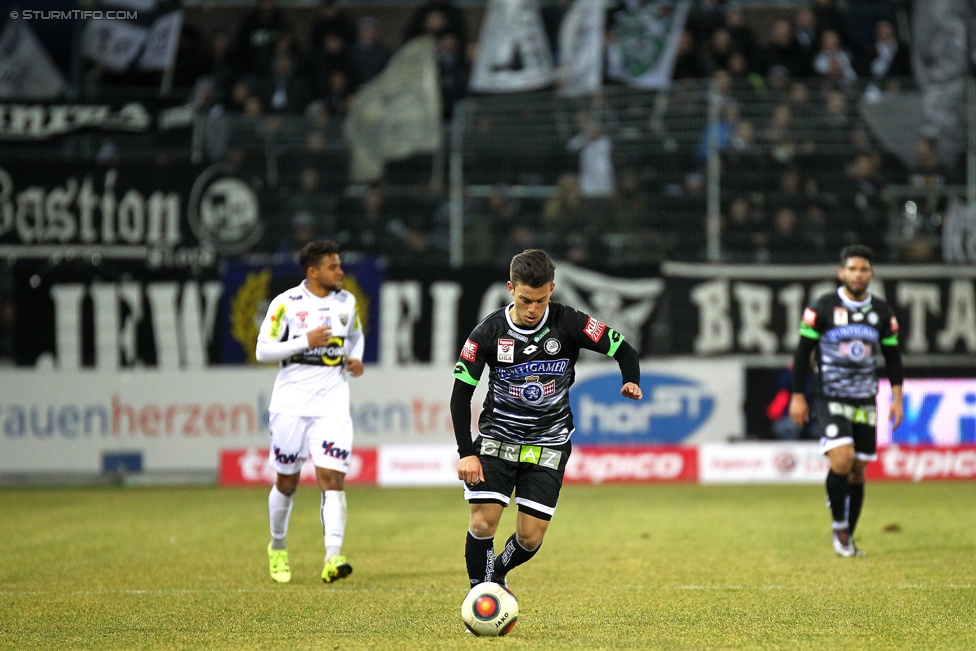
[298,240,339,271]
[510,249,555,288]
[840,244,874,267]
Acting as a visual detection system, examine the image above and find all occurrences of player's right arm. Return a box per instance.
[789,302,822,426]
[254,296,329,363]
[451,331,487,483]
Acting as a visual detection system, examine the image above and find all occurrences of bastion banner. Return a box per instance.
[0,162,263,258]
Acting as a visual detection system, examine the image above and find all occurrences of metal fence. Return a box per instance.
[202,76,974,266]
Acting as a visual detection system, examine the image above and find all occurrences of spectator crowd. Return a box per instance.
[77,0,958,265]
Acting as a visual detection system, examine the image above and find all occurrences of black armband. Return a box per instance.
[450,379,478,458]
[882,343,904,387]
[613,340,641,386]
[792,336,817,393]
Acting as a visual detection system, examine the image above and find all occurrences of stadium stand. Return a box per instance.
[0,0,966,268]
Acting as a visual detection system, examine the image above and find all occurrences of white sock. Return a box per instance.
[321,490,347,560]
[269,485,293,549]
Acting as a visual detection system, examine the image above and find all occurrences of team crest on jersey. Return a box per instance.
[544,338,561,354]
[339,313,349,326]
[802,308,817,327]
[866,311,877,325]
[461,339,478,362]
[509,375,556,405]
[839,340,868,361]
[833,307,848,326]
[498,339,515,363]
[852,311,863,322]
[583,316,606,342]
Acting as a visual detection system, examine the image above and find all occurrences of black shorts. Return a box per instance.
[814,397,878,461]
[463,436,572,521]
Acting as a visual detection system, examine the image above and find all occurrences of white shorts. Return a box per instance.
[268,412,355,475]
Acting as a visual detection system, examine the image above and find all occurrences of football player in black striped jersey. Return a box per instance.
[789,245,904,557]
[450,249,642,593]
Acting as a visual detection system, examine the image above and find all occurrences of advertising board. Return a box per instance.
[0,360,741,475]
[877,379,976,446]
[699,442,830,484]
[219,447,378,485]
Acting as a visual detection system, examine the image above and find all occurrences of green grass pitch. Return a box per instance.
[2,482,975,650]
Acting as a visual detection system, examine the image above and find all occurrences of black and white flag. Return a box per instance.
[558,0,607,97]
[137,10,183,71]
[344,37,443,182]
[469,0,554,93]
[82,3,183,73]
[0,20,67,100]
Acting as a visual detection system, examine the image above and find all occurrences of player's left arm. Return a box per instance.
[880,309,904,430]
[613,340,642,400]
[576,312,642,400]
[344,304,365,377]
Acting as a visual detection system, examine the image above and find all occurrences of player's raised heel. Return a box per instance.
[322,555,353,583]
[268,543,292,583]
[492,575,514,596]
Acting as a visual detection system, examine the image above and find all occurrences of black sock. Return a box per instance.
[826,470,850,527]
[494,533,540,581]
[848,483,865,534]
[465,531,494,588]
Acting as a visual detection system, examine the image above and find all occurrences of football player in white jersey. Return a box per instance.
[256,240,365,584]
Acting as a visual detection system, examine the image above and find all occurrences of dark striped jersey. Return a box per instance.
[798,288,900,400]
[453,301,625,446]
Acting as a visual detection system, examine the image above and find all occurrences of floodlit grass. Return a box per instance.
[2,482,975,650]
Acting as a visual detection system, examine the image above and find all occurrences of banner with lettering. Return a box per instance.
[0,100,193,140]
[661,262,976,359]
[11,259,222,369]
[381,262,664,364]
[8,259,976,368]
[0,162,263,258]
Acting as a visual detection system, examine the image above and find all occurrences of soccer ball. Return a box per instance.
[460,582,518,636]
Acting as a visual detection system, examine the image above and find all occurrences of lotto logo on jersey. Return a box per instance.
[461,339,478,362]
[802,308,817,327]
[498,339,515,363]
[583,316,607,342]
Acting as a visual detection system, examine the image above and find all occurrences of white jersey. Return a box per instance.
[257,281,364,417]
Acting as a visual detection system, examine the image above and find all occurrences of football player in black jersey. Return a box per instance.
[450,249,643,593]
[789,245,904,557]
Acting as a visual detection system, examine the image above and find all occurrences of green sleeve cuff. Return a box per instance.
[606,329,623,357]
[799,323,820,340]
[881,335,899,346]
[453,363,479,386]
